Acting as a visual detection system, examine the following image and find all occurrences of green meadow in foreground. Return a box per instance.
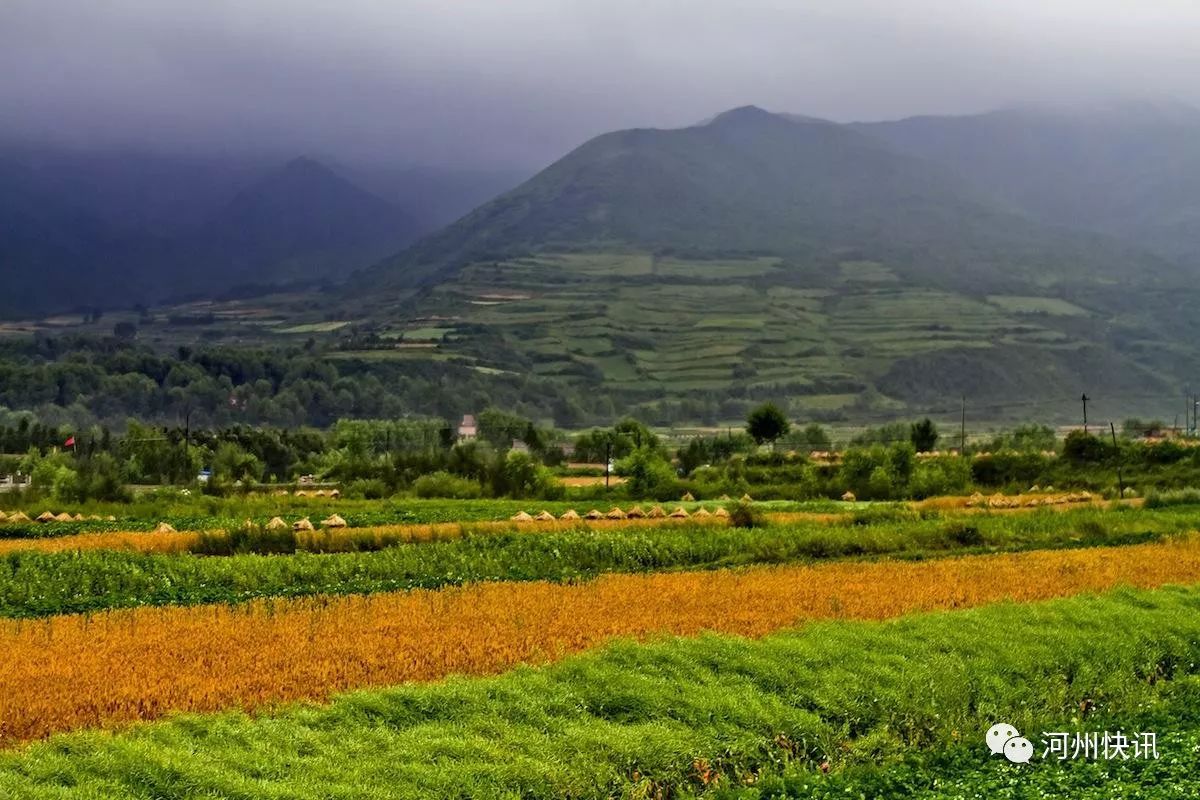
[3,586,1200,798]
[0,507,1182,617]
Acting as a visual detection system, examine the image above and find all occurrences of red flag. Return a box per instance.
[64,436,75,448]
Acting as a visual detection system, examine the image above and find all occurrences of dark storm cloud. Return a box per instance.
[1,1,1198,168]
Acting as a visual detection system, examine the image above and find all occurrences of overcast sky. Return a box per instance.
[2,1,1198,168]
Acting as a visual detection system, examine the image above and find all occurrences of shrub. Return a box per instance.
[413,472,482,499]
[729,501,766,528]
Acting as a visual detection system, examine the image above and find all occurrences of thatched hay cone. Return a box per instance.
[740,493,754,503]
[626,506,646,518]
[693,507,712,518]
[534,510,555,522]
[719,494,733,502]
[321,514,348,528]
[714,507,730,518]
[292,518,315,531]
[9,511,31,523]
[647,506,666,518]
[153,522,177,533]
[0,511,7,522]
[510,511,534,522]
[669,507,689,518]
[585,509,603,520]
[329,489,341,499]
[54,512,72,522]
[560,509,581,521]
[105,515,116,522]
[72,513,85,522]
[681,492,695,502]
[841,491,856,502]
[266,516,289,531]
[605,507,627,520]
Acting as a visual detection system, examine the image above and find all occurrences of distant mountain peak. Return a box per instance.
[706,105,779,127]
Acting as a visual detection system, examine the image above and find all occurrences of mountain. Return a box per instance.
[0,151,426,314]
[342,107,1196,419]
[356,105,1180,294]
[186,156,420,287]
[853,99,1200,266]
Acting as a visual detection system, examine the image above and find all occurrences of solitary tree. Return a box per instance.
[746,403,791,447]
[910,418,939,452]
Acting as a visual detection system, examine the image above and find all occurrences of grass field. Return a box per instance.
[1,496,1197,797]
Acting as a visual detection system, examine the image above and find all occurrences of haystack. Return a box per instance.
[1029,485,1042,493]
[0,511,7,522]
[314,489,327,498]
[510,511,534,522]
[841,491,857,502]
[329,489,341,499]
[266,516,289,531]
[585,509,603,520]
[605,507,627,520]
[321,514,348,528]
[153,522,177,533]
[72,513,85,522]
[681,492,695,502]
[719,494,733,502]
[740,493,754,503]
[626,506,646,519]
[693,507,712,518]
[560,509,581,521]
[8,511,30,523]
[714,507,730,518]
[87,514,101,521]
[36,511,55,523]
[54,512,73,522]
[105,515,116,522]
[293,517,315,531]
[647,506,667,518]
[534,510,556,522]
[294,490,311,498]
[669,507,689,519]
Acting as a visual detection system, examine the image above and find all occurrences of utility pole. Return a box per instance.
[960,395,966,457]
[1110,422,1124,500]
[1081,394,1090,435]
[604,441,611,489]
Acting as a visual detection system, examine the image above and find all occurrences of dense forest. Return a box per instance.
[0,336,842,429]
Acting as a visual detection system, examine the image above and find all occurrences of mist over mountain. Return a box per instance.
[855,98,1200,266]
[0,146,524,315]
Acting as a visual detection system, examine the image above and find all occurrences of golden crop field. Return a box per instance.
[2,536,1199,744]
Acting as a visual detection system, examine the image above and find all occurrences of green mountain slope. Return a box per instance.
[341,108,1198,418]
[354,105,1182,295]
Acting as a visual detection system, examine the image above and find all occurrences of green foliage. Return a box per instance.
[910,418,939,452]
[413,471,482,499]
[616,448,678,500]
[746,403,790,446]
[729,501,766,528]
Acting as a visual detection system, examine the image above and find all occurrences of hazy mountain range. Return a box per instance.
[4,98,1200,413]
[0,147,527,314]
